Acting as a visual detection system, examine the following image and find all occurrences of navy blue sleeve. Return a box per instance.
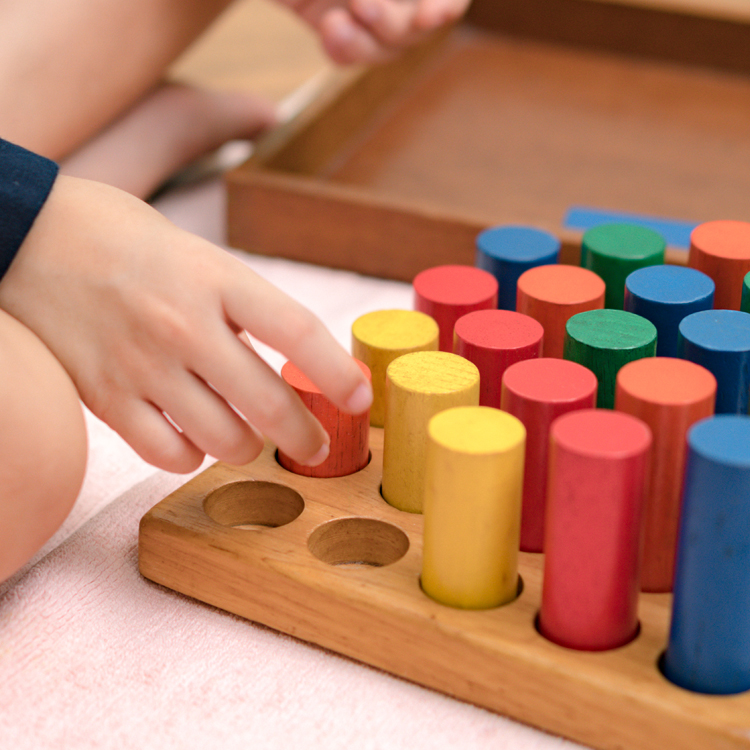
[0,138,59,281]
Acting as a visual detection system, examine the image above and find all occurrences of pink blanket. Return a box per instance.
[0,178,580,750]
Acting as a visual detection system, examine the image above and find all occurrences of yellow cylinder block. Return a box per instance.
[421,406,526,609]
[382,351,480,513]
[351,310,439,427]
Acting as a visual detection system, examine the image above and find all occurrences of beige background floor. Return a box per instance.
[170,0,332,101]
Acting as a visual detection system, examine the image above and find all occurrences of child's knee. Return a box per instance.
[0,309,87,583]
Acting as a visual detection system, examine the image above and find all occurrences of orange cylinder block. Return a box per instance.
[516,264,605,358]
[688,220,750,310]
[278,359,371,478]
[615,357,716,592]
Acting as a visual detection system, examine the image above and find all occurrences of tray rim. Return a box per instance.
[225,10,726,280]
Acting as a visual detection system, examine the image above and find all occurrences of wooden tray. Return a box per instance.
[225,0,750,281]
[139,428,750,750]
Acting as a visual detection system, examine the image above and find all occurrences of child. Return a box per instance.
[0,0,470,581]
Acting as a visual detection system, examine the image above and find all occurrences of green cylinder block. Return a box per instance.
[564,309,657,408]
[582,223,666,309]
[741,271,750,314]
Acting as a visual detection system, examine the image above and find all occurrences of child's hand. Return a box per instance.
[0,176,372,473]
[280,0,471,64]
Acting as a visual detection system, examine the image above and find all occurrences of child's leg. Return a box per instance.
[0,309,88,584]
[60,83,277,199]
[0,0,238,160]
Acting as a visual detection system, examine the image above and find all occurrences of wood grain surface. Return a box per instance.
[614,357,716,593]
[139,426,750,750]
[580,0,750,22]
[226,0,750,280]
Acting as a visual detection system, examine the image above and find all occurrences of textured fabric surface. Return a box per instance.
[0,469,578,750]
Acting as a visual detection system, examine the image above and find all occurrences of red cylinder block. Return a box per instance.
[278,359,371,478]
[454,310,543,408]
[540,409,651,651]
[500,358,598,552]
[413,265,498,351]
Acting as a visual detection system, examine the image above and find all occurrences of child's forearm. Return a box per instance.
[0,174,372,473]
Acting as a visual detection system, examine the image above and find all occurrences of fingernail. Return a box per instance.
[303,440,330,467]
[345,382,373,414]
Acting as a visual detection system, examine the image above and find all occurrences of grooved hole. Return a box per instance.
[308,518,409,568]
[534,612,641,651]
[203,481,304,529]
[274,449,373,478]
[418,574,524,609]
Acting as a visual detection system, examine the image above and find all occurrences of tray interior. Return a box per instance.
[305,26,750,228]
[226,1,750,279]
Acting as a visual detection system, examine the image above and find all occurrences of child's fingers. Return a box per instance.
[318,7,388,64]
[149,369,265,467]
[110,398,206,474]
[223,269,373,417]
[287,0,384,62]
[238,330,257,352]
[348,0,419,47]
[413,0,469,29]
[283,0,469,64]
[194,327,333,466]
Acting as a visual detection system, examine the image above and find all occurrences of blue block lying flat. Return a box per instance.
[564,206,700,249]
